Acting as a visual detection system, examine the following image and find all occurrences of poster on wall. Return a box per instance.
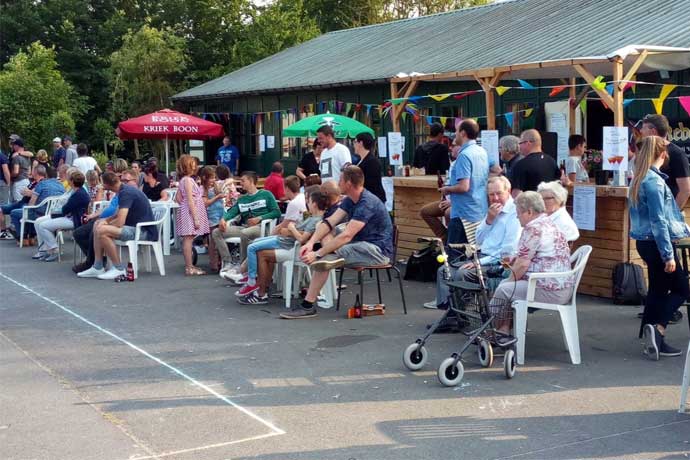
[602,126,628,171]
[573,185,596,231]
[388,132,403,165]
[549,112,569,166]
[259,135,266,152]
[378,137,388,157]
[480,130,499,167]
[266,136,275,149]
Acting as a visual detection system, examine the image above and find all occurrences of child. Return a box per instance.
[562,134,589,185]
[200,166,226,272]
[233,187,327,303]
[175,155,210,276]
[215,164,239,209]
[85,169,104,204]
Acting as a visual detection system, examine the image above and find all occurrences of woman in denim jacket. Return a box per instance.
[629,136,690,360]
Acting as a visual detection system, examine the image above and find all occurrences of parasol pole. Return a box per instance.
[165,135,169,178]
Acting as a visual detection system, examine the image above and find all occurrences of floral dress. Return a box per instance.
[516,214,572,291]
[176,176,210,237]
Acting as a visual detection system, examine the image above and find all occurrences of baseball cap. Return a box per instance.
[13,138,24,147]
[9,134,20,142]
[52,137,61,143]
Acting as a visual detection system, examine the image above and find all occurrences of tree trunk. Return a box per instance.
[172,138,178,161]
[103,140,108,157]
[134,139,140,158]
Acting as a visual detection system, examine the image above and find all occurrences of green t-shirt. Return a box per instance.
[223,189,281,225]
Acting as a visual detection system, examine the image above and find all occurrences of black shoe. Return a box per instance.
[669,310,683,325]
[238,292,269,305]
[643,324,660,361]
[659,340,682,357]
[280,306,318,319]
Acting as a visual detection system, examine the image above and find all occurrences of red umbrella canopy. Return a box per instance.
[117,109,225,140]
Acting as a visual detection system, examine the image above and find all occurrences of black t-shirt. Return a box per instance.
[413,141,451,174]
[298,152,320,177]
[143,181,165,201]
[660,142,690,198]
[156,171,169,189]
[509,152,560,192]
[117,184,157,240]
[357,153,386,203]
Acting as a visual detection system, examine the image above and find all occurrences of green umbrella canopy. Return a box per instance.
[282,112,374,138]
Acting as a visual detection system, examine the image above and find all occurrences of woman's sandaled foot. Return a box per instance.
[185,266,207,276]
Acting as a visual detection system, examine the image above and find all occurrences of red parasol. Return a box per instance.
[117,109,225,175]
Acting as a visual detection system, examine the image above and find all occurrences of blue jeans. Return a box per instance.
[246,236,282,281]
[10,208,38,237]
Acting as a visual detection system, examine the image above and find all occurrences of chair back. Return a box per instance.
[260,218,276,237]
[150,206,169,241]
[164,188,177,202]
[391,224,399,263]
[568,245,592,305]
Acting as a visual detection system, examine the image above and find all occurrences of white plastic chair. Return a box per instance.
[163,188,177,202]
[281,241,337,309]
[512,245,592,365]
[19,196,61,248]
[224,219,276,256]
[115,206,168,279]
[680,341,690,413]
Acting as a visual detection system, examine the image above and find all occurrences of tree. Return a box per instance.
[0,42,86,152]
[93,117,116,157]
[109,25,187,120]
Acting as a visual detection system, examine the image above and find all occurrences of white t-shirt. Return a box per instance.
[72,156,98,174]
[565,156,589,183]
[284,192,306,223]
[319,143,351,183]
[550,206,580,242]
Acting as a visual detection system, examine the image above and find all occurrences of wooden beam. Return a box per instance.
[390,81,400,132]
[573,64,615,108]
[569,77,577,135]
[395,80,419,126]
[620,49,648,90]
[612,58,624,127]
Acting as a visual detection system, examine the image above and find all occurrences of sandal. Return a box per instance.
[185,266,207,276]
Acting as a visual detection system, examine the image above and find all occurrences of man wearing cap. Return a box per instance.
[52,137,66,168]
[63,136,78,167]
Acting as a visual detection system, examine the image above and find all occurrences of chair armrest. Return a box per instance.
[134,217,165,241]
[525,270,576,302]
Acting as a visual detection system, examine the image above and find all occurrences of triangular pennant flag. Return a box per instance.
[623,99,634,108]
[504,112,514,126]
[453,90,478,100]
[605,84,614,96]
[517,79,536,90]
[591,75,606,91]
[549,86,567,97]
[266,111,271,121]
[401,112,408,122]
[523,108,534,118]
[440,117,448,126]
[659,84,678,102]
[455,117,462,129]
[426,116,433,125]
[390,98,405,105]
[366,104,373,115]
[345,103,353,114]
[408,96,423,103]
[623,81,636,92]
[652,98,664,115]
[355,103,362,112]
[496,86,510,96]
[579,99,587,115]
[679,96,690,117]
[429,94,451,102]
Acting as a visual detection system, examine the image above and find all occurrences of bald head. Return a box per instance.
[519,129,542,155]
[320,180,341,204]
[457,119,480,146]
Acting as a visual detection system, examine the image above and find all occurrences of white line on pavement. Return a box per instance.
[0,272,286,438]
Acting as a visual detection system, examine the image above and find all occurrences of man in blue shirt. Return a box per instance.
[440,119,500,245]
[216,136,239,175]
[9,166,65,240]
[433,176,521,311]
[281,165,392,319]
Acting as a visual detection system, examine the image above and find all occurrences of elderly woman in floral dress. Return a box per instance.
[490,191,573,346]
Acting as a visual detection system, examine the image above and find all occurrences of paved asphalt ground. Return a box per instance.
[1,241,690,460]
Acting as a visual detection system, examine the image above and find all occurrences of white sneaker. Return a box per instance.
[97,267,126,280]
[220,268,241,281]
[77,266,106,278]
[226,271,246,283]
[219,263,237,277]
[423,299,438,309]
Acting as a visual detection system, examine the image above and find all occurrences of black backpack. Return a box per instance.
[404,243,441,282]
[612,262,647,305]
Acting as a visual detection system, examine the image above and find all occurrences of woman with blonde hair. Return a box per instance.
[175,154,209,275]
[630,135,690,360]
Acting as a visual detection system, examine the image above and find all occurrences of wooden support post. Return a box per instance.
[620,49,647,90]
[569,77,577,135]
[390,81,400,132]
[390,80,419,132]
[474,72,503,130]
[612,58,624,127]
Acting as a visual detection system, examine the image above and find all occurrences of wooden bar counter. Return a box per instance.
[393,176,672,299]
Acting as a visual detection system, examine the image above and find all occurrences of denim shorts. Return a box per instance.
[328,241,390,267]
[119,225,137,242]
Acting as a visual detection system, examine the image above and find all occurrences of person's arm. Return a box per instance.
[300,208,348,255]
[183,178,200,228]
[441,178,469,194]
[296,167,307,180]
[440,155,470,194]
[94,186,104,203]
[1,164,10,185]
[675,177,690,209]
[489,164,502,176]
[94,163,102,174]
[260,192,282,221]
[644,180,675,265]
[10,161,19,178]
[107,208,130,227]
[159,188,169,201]
[28,194,38,206]
[311,218,364,259]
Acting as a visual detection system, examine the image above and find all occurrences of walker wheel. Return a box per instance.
[478,338,494,368]
[403,343,428,371]
[438,357,464,387]
[503,348,517,379]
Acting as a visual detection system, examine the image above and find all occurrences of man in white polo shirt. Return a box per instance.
[316,125,351,184]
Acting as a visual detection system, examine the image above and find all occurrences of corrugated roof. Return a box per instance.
[173,0,690,100]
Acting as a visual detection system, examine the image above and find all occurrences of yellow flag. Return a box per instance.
[591,75,606,91]
[440,117,448,126]
[524,108,534,118]
[496,86,510,96]
[659,84,677,102]
[429,94,450,102]
[266,112,272,121]
[652,98,664,115]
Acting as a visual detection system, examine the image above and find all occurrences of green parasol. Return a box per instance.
[282,112,374,138]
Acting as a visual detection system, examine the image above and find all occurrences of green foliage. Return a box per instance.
[109,25,187,120]
[91,150,110,172]
[0,42,86,152]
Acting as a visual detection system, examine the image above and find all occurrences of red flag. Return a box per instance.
[549,86,567,97]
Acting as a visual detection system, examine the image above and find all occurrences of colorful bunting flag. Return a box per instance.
[390,98,405,105]
[623,99,634,108]
[652,98,664,115]
[401,112,408,122]
[426,116,434,125]
[523,108,534,118]
[549,86,567,97]
[659,84,678,102]
[430,94,451,102]
[591,76,606,91]
[504,112,514,126]
[605,84,614,96]
[408,96,423,103]
[440,117,448,126]
[496,86,510,96]
[579,99,587,115]
[455,117,462,129]
[517,79,536,90]
[679,96,690,117]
